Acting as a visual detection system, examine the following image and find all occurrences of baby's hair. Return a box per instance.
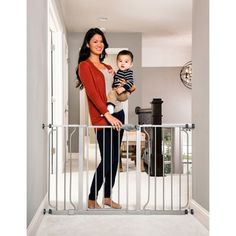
[117,50,134,62]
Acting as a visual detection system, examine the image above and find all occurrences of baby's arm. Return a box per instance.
[122,70,134,91]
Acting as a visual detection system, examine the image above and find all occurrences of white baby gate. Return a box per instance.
[44,123,194,215]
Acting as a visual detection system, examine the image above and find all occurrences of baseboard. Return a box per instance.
[190,199,209,230]
[27,193,48,236]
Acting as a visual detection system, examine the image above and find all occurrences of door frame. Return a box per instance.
[48,0,68,172]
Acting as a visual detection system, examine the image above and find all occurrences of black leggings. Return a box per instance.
[88,110,124,200]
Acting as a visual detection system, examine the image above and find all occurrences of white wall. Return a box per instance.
[141,67,191,123]
[27,0,48,226]
[142,33,192,67]
[192,0,209,211]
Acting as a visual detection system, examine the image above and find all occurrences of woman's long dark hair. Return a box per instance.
[76,28,109,89]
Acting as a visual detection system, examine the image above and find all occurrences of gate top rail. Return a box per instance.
[42,123,195,130]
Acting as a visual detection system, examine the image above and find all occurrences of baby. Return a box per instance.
[107,50,136,114]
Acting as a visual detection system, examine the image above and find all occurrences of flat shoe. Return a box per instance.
[88,200,101,209]
[103,198,122,209]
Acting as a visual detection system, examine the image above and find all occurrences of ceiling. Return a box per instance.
[59,0,192,37]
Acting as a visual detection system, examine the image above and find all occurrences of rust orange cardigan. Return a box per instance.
[79,59,112,126]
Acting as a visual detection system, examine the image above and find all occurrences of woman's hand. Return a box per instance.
[108,68,115,76]
[104,112,122,131]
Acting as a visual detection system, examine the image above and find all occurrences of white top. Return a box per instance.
[100,68,123,113]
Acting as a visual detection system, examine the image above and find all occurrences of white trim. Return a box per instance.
[48,0,67,174]
[27,194,48,236]
[49,0,63,32]
[190,199,209,230]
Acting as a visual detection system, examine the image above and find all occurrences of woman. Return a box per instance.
[76,28,124,209]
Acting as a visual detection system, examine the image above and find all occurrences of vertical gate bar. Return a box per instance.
[179,127,182,210]
[51,127,54,175]
[102,128,105,208]
[69,128,76,209]
[154,127,157,210]
[78,126,84,210]
[118,130,121,205]
[170,128,174,210]
[48,129,54,208]
[184,129,190,207]
[95,128,98,204]
[126,131,129,210]
[48,129,51,205]
[187,130,190,206]
[143,128,151,210]
[55,127,58,210]
[86,127,89,210]
[136,127,141,211]
[64,127,67,210]
[162,128,165,211]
